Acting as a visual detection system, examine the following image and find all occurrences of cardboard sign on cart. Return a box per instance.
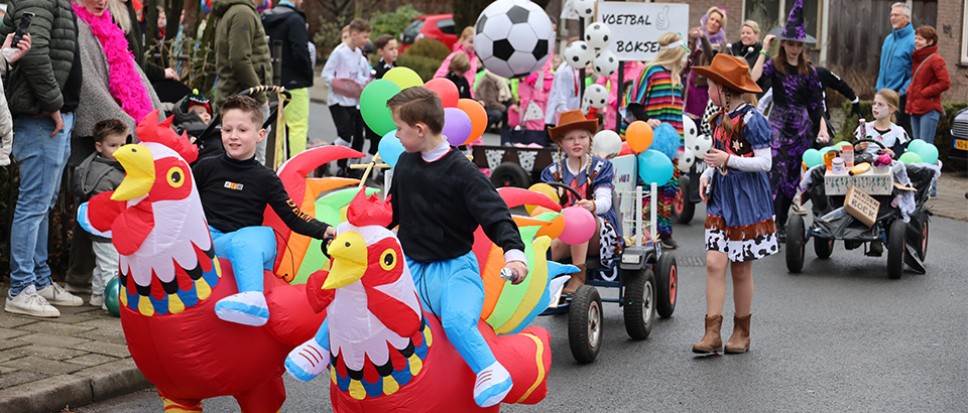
[843,186,880,227]
[823,168,893,196]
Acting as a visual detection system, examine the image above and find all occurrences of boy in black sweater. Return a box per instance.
[386,87,528,408]
[193,96,335,326]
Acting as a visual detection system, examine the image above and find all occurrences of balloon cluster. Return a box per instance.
[361,68,489,167]
[570,7,618,112]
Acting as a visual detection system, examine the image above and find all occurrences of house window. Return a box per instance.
[744,0,822,46]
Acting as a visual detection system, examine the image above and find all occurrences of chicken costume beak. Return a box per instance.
[111,144,156,201]
[323,231,368,289]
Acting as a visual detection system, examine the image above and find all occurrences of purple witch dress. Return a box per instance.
[761,60,825,202]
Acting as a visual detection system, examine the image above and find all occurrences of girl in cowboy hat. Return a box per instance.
[541,110,623,295]
[750,0,828,243]
[693,53,778,355]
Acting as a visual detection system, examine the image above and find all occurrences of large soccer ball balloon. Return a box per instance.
[593,50,618,77]
[573,0,596,18]
[583,84,608,109]
[678,148,696,172]
[584,22,611,49]
[564,41,593,69]
[475,0,554,78]
[683,115,698,144]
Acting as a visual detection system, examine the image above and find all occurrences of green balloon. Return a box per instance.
[914,143,939,164]
[104,276,121,317]
[907,139,927,153]
[802,148,823,168]
[899,151,923,165]
[360,80,401,136]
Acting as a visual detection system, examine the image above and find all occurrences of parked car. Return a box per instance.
[949,107,968,162]
[400,14,457,54]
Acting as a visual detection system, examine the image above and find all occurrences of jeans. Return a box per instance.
[9,113,74,296]
[911,110,941,144]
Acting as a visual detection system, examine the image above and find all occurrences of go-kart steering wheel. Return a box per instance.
[543,182,584,203]
[852,138,887,151]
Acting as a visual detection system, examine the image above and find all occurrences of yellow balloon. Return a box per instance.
[526,183,560,215]
[383,67,424,90]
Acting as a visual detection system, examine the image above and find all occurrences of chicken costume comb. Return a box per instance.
[136,110,198,164]
[347,190,393,228]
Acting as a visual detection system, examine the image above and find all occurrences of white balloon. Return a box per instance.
[584,22,611,49]
[583,84,608,109]
[474,0,555,78]
[593,130,623,158]
[682,115,698,144]
[564,41,593,69]
[592,50,619,77]
[678,148,696,172]
[580,99,591,115]
[692,134,714,155]
[573,0,596,18]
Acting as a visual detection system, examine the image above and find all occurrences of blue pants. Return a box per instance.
[407,252,495,374]
[9,114,74,296]
[209,226,276,293]
[911,110,941,144]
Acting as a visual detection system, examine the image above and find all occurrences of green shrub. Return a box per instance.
[370,5,422,41]
[397,38,450,82]
[840,100,968,168]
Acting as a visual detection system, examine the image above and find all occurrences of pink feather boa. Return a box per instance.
[73,4,153,122]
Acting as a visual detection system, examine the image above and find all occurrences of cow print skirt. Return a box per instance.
[598,217,622,267]
[704,216,779,262]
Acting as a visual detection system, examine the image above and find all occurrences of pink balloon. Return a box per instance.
[425,78,459,108]
[559,206,596,245]
[443,108,472,146]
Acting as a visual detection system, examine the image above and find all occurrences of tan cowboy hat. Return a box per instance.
[548,110,598,142]
[692,54,763,94]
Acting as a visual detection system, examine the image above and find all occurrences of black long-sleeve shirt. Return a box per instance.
[388,148,524,262]
[192,155,330,237]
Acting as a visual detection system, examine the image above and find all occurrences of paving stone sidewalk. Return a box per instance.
[0,286,149,413]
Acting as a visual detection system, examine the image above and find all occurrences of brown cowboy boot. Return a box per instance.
[562,263,587,294]
[692,314,723,354]
[724,314,751,354]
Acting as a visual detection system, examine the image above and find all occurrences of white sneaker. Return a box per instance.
[473,361,513,408]
[5,287,60,318]
[332,137,351,147]
[214,291,269,326]
[285,339,330,382]
[37,283,84,307]
[89,294,105,307]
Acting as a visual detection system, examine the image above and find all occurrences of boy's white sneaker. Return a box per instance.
[38,283,84,307]
[333,137,351,147]
[215,291,269,326]
[89,294,105,307]
[473,361,513,408]
[5,287,60,318]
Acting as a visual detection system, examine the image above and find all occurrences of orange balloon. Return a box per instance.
[530,206,555,217]
[424,78,459,108]
[626,121,654,154]
[457,99,488,145]
[619,141,633,156]
[536,214,565,239]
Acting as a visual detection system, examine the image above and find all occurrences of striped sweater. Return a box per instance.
[625,65,684,137]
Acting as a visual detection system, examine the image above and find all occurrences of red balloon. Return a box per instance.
[619,142,633,156]
[424,78,459,108]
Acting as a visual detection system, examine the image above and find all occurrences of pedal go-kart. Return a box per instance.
[788,139,935,279]
[537,153,678,364]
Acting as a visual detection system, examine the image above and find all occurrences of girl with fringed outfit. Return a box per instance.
[692,54,778,355]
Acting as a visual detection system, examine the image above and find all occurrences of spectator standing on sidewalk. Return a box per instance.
[321,18,371,176]
[875,2,915,135]
[1,32,32,166]
[906,25,950,144]
[214,0,273,164]
[1,0,85,318]
[262,0,314,156]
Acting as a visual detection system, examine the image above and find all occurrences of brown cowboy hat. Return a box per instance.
[692,54,763,94]
[548,110,598,142]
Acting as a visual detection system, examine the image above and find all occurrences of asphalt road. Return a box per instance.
[76,104,968,412]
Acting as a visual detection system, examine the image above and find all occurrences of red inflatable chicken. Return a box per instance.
[78,112,331,412]
[285,190,563,412]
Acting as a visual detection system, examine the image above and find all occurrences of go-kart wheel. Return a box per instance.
[655,254,677,318]
[814,237,834,259]
[888,219,906,279]
[622,269,656,340]
[673,177,695,224]
[568,285,603,363]
[786,215,806,273]
[490,162,530,188]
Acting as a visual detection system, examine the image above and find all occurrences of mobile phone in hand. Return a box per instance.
[11,12,34,47]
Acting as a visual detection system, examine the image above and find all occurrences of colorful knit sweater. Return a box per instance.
[626,65,684,137]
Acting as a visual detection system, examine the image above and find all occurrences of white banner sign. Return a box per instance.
[596,2,690,62]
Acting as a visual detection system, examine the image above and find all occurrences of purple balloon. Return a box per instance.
[443,108,472,146]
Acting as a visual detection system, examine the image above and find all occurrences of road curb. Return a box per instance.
[0,360,150,413]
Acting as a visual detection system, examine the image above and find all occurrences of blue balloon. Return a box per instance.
[803,148,823,169]
[378,131,406,168]
[907,139,927,154]
[914,142,939,164]
[650,123,682,160]
[637,149,674,185]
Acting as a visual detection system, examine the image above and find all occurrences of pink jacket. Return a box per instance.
[595,61,643,131]
[433,44,478,98]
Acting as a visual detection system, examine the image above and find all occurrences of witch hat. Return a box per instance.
[770,0,816,44]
